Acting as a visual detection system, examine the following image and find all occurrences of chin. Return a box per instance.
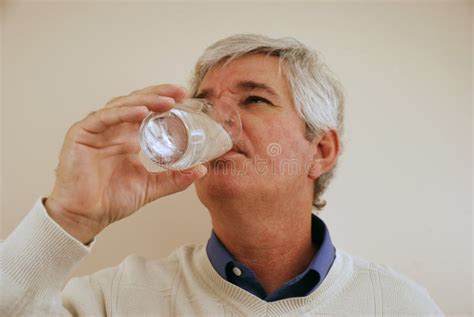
[195,172,247,203]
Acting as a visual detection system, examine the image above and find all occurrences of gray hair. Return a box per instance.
[189,34,344,211]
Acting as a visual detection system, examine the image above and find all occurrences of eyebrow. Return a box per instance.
[195,80,278,99]
[237,80,278,97]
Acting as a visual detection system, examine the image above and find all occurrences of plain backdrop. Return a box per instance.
[1,1,472,315]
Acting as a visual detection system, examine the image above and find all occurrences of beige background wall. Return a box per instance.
[1,1,472,315]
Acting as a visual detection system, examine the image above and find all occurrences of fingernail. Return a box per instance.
[159,96,175,105]
[137,105,149,113]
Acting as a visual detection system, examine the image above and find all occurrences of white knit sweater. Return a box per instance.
[1,198,444,316]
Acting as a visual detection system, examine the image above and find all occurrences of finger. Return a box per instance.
[102,141,140,156]
[105,84,188,108]
[77,122,141,150]
[130,84,188,103]
[105,96,123,106]
[105,93,176,113]
[145,164,208,202]
[79,105,149,134]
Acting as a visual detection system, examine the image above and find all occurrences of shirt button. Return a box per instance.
[232,267,242,277]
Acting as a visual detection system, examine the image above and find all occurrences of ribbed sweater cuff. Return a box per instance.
[0,197,92,296]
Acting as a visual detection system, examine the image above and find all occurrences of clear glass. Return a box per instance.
[138,98,241,171]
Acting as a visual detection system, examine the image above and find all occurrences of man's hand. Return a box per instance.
[44,84,207,244]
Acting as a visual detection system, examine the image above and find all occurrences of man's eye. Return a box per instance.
[243,96,272,106]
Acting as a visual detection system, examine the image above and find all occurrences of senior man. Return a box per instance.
[1,34,442,316]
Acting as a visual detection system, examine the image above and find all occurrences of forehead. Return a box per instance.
[198,54,291,96]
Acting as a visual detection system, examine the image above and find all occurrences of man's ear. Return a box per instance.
[308,130,341,180]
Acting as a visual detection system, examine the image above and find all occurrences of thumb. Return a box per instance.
[146,164,208,202]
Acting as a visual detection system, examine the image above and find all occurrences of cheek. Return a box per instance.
[246,116,308,159]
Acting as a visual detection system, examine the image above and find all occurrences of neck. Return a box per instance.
[208,197,316,295]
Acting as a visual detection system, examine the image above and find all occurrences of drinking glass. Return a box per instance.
[138,98,241,171]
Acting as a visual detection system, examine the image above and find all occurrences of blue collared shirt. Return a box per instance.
[206,214,336,302]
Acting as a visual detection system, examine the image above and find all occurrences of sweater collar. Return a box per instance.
[195,244,349,316]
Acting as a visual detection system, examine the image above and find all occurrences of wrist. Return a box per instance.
[44,197,101,244]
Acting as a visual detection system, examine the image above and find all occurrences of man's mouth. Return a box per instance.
[221,148,243,158]
[232,144,241,153]
[232,143,248,155]
[215,144,246,160]
[206,144,247,169]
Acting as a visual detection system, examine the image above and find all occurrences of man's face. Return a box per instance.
[194,54,317,206]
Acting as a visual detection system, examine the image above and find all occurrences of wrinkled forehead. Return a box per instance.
[195,54,291,99]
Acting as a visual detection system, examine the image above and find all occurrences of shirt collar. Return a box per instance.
[206,213,335,281]
[308,212,335,282]
[206,230,235,278]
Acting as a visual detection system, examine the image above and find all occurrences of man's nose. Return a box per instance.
[212,92,240,111]
[210,93,243,141]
